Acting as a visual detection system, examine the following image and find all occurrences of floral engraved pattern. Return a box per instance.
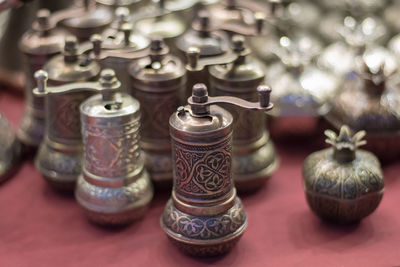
[83,120,141,177]
[162,198,246,240]
[303,148,384,223]
[172,138,232,199]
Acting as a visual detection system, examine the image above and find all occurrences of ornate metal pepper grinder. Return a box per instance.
[183,13,265,100]
[17,9,68,149]
[34,36,100,191]
[92,7,150,90]
[133,0,187,57]
[303,125,384,224]
[91,36,185,186]
[77,70,153,225]
[176,10,229,60]
[35,68,153,225]
[162,83,273,256]
[187,35,279,192]
[128,37,185,188]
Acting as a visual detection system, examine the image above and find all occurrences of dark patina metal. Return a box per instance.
[128,38,186,187]
[325,60,400,162]
[34,37,100,191]
[303,125,384,224]
[62,0,113,42]
[0,113,22,183]
[61,69,153,225]
[161,83,273,256]
[93,7,150,91]
[209,35,279,192]
[17,9,68,149]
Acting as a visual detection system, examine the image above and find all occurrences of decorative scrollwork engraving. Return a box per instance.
[162,198,246,240]
[172,138,233,199]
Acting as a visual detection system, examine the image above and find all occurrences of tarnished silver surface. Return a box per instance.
[17,9,67,148]
[129,38,185,186]
[266,35,340,118]
[133,0,187,56]
[325,58,400,162]
[98,7,150,91]
[209,35,278,192]
[62,0,113,42]
[76,91,153,225]
[35,37,100,191]
[303,126,384,224]
[162,83,272,256]
[318,16,392,77]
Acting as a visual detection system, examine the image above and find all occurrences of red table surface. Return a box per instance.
[1,90,400,267]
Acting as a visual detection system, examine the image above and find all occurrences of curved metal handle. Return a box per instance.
[90,34,166,61]
[186,35,249,71]
[33,69,121,102]
[187,83,273,115]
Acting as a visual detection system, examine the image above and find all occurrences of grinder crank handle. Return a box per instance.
[187,83,273,115]
[33,69,121,102]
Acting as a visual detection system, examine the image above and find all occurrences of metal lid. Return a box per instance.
[207,1,259,27]
[80,92,140,123]
[101,8,150,50]
[44,36,101,83]
[209,36,265,90]
[128,38,185,90]
[63,4,113,40]
[134,13,186,39]
[176,11,229,57]
[169,105,233,142]
[19,9,67,55]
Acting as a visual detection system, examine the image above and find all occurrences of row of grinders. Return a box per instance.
[13,0,277,257]
[3,0,387,258]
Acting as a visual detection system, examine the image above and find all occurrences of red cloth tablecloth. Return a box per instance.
[1,90,400,267]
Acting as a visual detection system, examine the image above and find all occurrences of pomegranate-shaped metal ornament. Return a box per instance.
[162,83,273,256]
[325,60,400,163]
[303,125,384,224]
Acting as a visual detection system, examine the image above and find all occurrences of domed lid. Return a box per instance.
[44,36,101,83]
[169,84,232,138]
[102,19,150,50]
[81,92,140,120]
[128,38,185,87]
[209,35,265,88]
[63,2,113,31]
[134,12,185,39]
[19,9,67,55]
[176,10,229,57]
[170,105,232,135]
